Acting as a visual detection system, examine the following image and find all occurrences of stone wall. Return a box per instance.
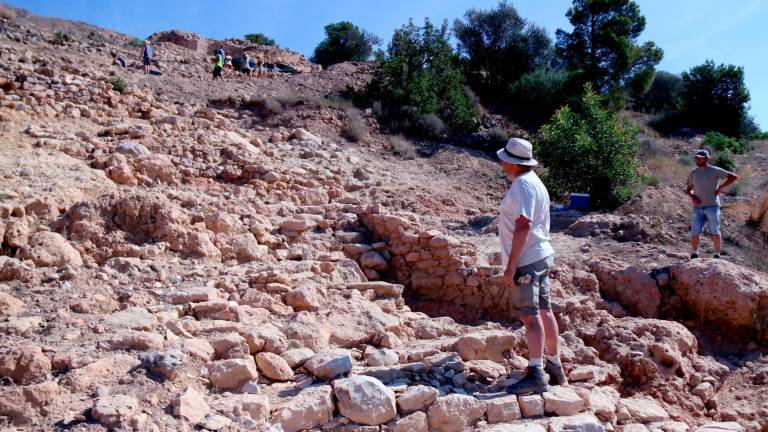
[355,211,514,321]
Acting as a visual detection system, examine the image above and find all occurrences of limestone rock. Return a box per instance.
[0,291,25,316]
[271,385,334,432]
[589,258,660,317]
[455,330,517,362]
[206,358,259,389]
[548,412,605,432]
[588,386,620,422]
[304,349,352,380]
[694,423,744,432]
[670,259,768,342]
[91,395,139,426]
[427,394,486,432]
[284,285,322,312]
[280,348,314,368]
[255,352,294,381]
[485,394,521,423]
[619,397,669,423]
[334,375,397,425]
[543,386,585,416]
[173,387,210,423]
[0,345,52,385]
[139,349,186,379]
[105,307,158,330]
[518,394,545,418]
[18,232,83,268]
[387,411,428,432]
[397,385,438,414]
[364,347,399,367]
[61,354,141,392]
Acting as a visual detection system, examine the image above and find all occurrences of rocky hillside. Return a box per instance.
[1,5,767,432]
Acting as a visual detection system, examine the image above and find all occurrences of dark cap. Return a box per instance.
[694,149,710,158]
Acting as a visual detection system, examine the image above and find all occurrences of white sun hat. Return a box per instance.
[497,137,538,166]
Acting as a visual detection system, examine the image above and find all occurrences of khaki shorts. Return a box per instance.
[508,255,554,316]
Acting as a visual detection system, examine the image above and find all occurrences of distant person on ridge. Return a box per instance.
[686,149,738,259]
[497,138,568,395]
[141,40,152,75]
[217,43,225,60]
[212,52,224,81]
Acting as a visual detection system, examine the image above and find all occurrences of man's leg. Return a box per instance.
[691,234,700,256]
[690,208,704,258]
[709,207,722,257]
[712,235,721,256]
[520,314,545,363]
[540,310,559,356]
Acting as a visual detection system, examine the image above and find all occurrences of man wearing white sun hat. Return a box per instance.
[497,137,567,394]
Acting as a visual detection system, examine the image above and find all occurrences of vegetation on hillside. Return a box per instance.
[311,21,381,68]
[367,19,478,138]
[244,33,277,46]
[536,85,641,210]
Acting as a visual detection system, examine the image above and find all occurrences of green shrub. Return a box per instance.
[51,31,71,46]
[487,127,509,146]
[507,68,570,129]
[368,18,478,136]
[413,113,446,139]
[641,172,661,187]
[109,77,127,93]
[535,84,641,210]
[128,38,144,47]
[712,150,735,172]
[702,131,747,154]
[748,131,768,140]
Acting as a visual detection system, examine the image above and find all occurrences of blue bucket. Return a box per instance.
[569,193,590,211]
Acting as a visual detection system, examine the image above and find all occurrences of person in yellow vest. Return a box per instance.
[212,52,224,81]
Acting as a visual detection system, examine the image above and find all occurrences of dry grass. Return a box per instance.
[343,109,367,142]
[389,135,417,160]
[645,155,691,185]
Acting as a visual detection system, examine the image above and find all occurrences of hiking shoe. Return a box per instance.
[506,366,550,395]
[713,253,721,259]
[544,360,569,386]
[690,252,699,259]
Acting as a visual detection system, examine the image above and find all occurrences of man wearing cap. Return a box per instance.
[686,149,738,259]
[497,138,568,395]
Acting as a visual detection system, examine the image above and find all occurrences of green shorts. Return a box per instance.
[509,255,554,316]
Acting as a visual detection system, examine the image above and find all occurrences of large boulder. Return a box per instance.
[18,232,83,268]
[670,260,768,342]
[206,358,258,389]
[589,258,660,318]
[333,375,397,425]
[91,395,139,426]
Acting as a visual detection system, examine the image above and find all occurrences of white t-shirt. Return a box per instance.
[499,171,555,268]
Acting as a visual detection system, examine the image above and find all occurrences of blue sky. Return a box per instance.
[9,0,768,128]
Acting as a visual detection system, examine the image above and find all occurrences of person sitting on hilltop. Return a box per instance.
[141,40,153,75]
[111,49,126,68]
[212,52,224,81]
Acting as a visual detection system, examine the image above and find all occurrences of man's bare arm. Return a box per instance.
[505,215,532,274]
[716,173,739,195]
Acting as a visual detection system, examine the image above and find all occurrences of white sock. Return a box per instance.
[692,249,699,254]
[529,357,543,368]
[547,354,561,365]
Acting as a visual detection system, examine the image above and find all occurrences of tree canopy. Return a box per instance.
[453,1,553,95]
[244,33,277,46]
[311,21,381,68]
[556,0,663,97]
